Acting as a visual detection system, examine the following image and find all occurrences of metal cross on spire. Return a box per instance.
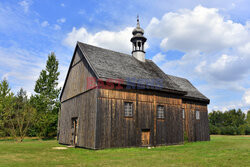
[137,15,140,27]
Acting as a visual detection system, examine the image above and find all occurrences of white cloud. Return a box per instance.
[195,61,206,73]
[243,89,250,106]
[19,0,32,13]
[149,5,250,82]
[0,46,45,94]
[54,24,61,30]
[147,5,249,53]
[57,18,66,24]
[60,3,65,7]
[152,53,166,63]
[207,54,250,81]
[41,21,49,27]
[63,27,134,54]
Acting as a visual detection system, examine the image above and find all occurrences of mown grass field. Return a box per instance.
[0,135,249,167]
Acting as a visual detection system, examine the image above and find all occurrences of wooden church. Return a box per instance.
[58,17,210,149]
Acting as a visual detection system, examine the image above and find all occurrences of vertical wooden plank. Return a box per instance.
[153,94,157,146]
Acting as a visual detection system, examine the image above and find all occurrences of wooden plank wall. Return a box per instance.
[182,101,210,142]
[95,89,137,148]
[59,89,97,149]
[155,93,183,145]
[61,47,96,102]
[95,88,184,149]
[59,47,98,149]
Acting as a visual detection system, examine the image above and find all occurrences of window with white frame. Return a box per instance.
[124,102,133,117]
[157,105,165,119]
[196,111,200,120]
[182,108,185,119]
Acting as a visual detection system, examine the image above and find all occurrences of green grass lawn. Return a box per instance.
[0,135,249,167]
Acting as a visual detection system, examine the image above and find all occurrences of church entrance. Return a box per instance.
[141,129,150,146]
[71,117,78,146]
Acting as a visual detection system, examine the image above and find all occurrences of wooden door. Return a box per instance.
[71,118,78,145]
[141,130,150,146]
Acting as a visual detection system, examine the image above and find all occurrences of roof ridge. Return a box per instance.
[168,74,200,91]
[78,41,153,61]
[77,41,132,57]
[167,74,189,81]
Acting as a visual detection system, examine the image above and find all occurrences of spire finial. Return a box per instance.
[137,15,140,27]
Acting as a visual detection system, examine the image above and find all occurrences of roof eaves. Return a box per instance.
[59,43,79,101]
[183,95,210,104]
[98,76,187,95]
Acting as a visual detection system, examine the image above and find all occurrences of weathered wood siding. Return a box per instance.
[61,47,96,102]
[95,89,137,148]
[182,100,210,142]
[59,46,98,149]
[95,88,184,149]
[59,89,97,149]
[155,93,183,145]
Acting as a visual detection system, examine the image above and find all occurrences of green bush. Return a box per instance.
[209,110,250,135]
[245,126,250,135]
[220,126,236,135]
[209,124,221,134]
[238,125,246,135]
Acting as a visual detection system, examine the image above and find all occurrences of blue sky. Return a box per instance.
[0,0,250,112]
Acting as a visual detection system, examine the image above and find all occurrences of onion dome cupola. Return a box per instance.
[131,15,147,62]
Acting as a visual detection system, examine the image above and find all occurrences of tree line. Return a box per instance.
[0,53,60,141]
[209,109,250,135]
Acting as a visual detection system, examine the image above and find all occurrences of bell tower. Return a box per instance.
[131,16,147,62]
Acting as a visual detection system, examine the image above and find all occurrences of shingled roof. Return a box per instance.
[168,75,210,103]
[76,42,209,103]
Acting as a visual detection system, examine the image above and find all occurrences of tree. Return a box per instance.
[246,110,250,125]
[223,109,245,127]
[0,79,14,137]
[245,111,250,135]
[0,79,11,98]
[5,88,36,141]
[209,110,224,127]
[209,109,248,135]
[34,52,60,100]
[31,52,61,138]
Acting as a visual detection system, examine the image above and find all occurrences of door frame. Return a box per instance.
[141,129,151,147]
[71,117,78,146]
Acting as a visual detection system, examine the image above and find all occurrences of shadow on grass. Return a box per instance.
[0,137,56,142]
[0,138,15,142]
[41,137,57,141]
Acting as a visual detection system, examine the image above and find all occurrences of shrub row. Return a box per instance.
[210,124,250,135]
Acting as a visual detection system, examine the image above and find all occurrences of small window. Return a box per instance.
[182,108,185,119]
[196,111,200,120]
[124,102,133,117]
[157,105,165,119]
